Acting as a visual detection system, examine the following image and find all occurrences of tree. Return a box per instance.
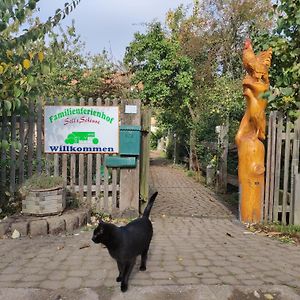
[0,0,81,110]
[253,0,300,117]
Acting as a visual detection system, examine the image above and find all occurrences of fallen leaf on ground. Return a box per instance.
[226,232,233,237]
[264,293,274,300]
[79,243,90,250]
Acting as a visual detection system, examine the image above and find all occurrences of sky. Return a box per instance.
[35,0,193,63]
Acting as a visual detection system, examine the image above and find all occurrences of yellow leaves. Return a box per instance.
[28,52,34,60]
[0,62,8,74]
[38,52,44,62]
[23,59,31,70]
[6,50,13,59]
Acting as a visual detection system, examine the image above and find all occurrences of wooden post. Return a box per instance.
[292,116,300,224]
[216,123,228,193]
[273,113,283,223]
[119,99,141,216]
[140,108,151,203]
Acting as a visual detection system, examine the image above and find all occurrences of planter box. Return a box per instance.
[22,186,66,216]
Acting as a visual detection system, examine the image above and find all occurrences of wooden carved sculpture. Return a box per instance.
[235,39,272,223]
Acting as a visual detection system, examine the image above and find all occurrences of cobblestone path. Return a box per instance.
[0,153,300,299]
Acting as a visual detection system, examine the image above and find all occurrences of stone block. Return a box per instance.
[11,221,28,237]
[47,217,65,235]
[0,221,10,238]
[64,215,79,232]
[78,211,87,227]
[29,220,48,236]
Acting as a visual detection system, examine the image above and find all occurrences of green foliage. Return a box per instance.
[124,22,194,124]
[0,0,81,110]
[253,0,300,117]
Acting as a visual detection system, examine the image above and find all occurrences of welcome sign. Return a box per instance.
[44,106,119,153]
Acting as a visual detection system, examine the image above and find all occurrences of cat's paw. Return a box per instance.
[121,283,128,292]
[139,266,146,271]
[116,276,122,282]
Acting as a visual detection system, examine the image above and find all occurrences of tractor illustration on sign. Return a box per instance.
[65,132,99,145]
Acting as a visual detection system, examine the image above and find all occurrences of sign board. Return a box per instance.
[44,106,119,153]
[125,105,137,114]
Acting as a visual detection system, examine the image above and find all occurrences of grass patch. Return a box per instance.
[249,223,300,245]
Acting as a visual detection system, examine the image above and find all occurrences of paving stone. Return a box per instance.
[29,220,48,236]
[39,280,63,289]
[201,278,222,285]
[63,277,82,289]
[68,269,90,277]
[150,271,172,279]
[15,281,40,288]
[173,271,193,278]
[219,275,240,285]
[48,270,67,281]
[176,277,200,284]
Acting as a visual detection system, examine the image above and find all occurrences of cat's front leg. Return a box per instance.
[121,260,135,292]
[116,260,123,282]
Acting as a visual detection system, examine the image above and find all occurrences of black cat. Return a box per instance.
[92,191,158,292]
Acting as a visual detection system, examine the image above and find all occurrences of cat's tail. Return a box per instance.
[142,191,158,219]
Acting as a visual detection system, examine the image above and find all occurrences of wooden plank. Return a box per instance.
[291,116,300,224]
[264,112,274,222]
[119,99,141,215]
[70,98,76,193]
[27,100,35,177]
[53,98,59,177]
[44,98,51,175]
[0,103,7,197]
[36,99,43,174]
[78,98,85,202]
[18,100,25,185]
[9,109,17,193]
[139,108,151,202]
[103,98,110,211]
[111,98,119,210]
[282,118,291,225]
[294,173,300,225]
[217,122,229,193]
[268,112,277,222]
[273,112,283,222]
[95,98,102,208]
[61,99,68,184]
[86,98,94,207]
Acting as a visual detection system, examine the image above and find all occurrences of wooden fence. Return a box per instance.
[0,98,148,215]
[263,111,300,225]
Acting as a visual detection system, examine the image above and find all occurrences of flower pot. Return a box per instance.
[22,186,66,216]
